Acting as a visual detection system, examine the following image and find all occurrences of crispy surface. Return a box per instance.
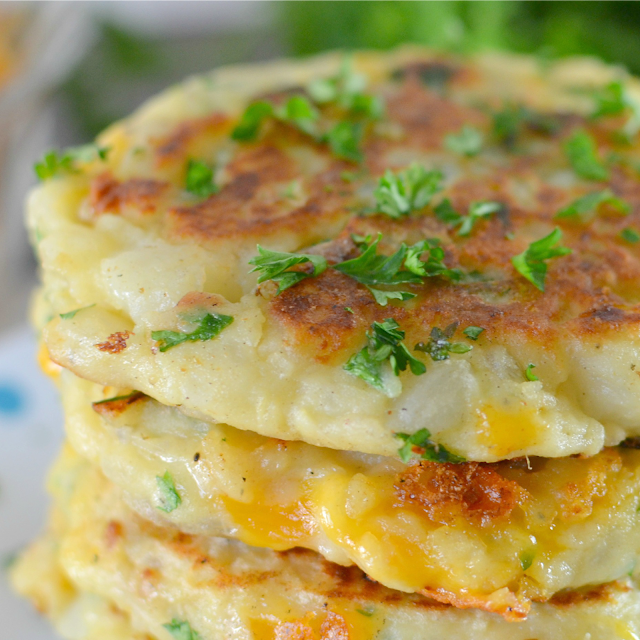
[11,446,640,640]
[58,372,640,615]
[33,48,640,459]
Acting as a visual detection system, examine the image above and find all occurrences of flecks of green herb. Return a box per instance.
[163,618,202,640]
[564,130,609,181]
[444,125,483,157]
[344,318,426,396]
[356,607,375,617]
[323,120,364,163]
[520,549,536,572]
[511,228,572,291]
[34,145,109,181]
[373,164,442,218]
[92,390,142,406]
[435,199,502,236]
[414,322,472,362]
[463,326,484,340]
[334,235,421,306]
[185,159,219,198]
[525,363,539,381]
[555,189,629,222]
[492,105,559,148]
[231,100,274,141]
[395,428,465,464]
[591,80,640,142]
[151,313,233,353]
[59,304,96,320]
[345,307,354,314]
[249,246,327,294]
[404,238,462,281]
[156,472,181,513]
[621,227,640,243]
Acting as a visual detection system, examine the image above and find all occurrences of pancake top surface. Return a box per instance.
[32,48,640,459]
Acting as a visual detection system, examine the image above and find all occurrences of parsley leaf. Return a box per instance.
[621,227,640,243]
[344,319,426,396]
[414,322,472,361]
[356,607,375,617]
[231,101,274,141]
[404,239,462,281]
[520,549,536,572]
[249,246,327,293]
[34,144,109,181]
[511,228,572,291]
[151,313,233,352]
[185,159,219,198]
[59,304,96,320]
[374,164,442,218]
[444,125,483,157]
[395,428,465,464]
[555,189,629,222]
[308,58,383,120]
[463,326,484,340]
[592,81,640,142]
[492,105,560,148]
[564,130,609,181]
[156,472,181,513]
[163,619,202,640]
[435,199,502,236]
[324,121,363,163]
[92,390,142,406]
[525,363,539,381]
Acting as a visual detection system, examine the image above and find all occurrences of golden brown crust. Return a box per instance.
[89,172,168,216]
[92,392,145,418]
[394,461,528,527]
[95,331,133,354]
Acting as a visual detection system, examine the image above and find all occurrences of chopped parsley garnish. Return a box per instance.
[185,159,219,198]
[59,304,95,320]
[511,228,572,291]
[463,326,484,340]
[163,619,202,640]
[444,125,484,157]
[356,607,375,617]
[564,130,609,181]
[151,313,233,352]
[525,363,539,381]
[345,306,354,314]
[555,189,629,222]
[414,322,473,361]
[403,239,462,281]
[249,246,327,293]
[374,164,442,218]
[307,58,383,120]
[492,105,559,147]
[395,428,465,464]
[344,319,426,396]
[231,100,274,141]
[520,549,536,572]
[323,121,363,163]
[93,390,141,406]
[621,227,640,243]
[592,81,640,142]
[156,472,181,513]
[435,199,502,236]
[34,144,109,181]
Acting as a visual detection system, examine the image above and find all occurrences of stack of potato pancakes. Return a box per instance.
[12,48,640,639]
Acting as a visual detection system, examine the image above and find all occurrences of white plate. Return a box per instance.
[0,325,63,640]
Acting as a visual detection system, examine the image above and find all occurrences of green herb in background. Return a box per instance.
[374,164,442,218]
[564,131,609,181]
[151,313,234,352]
[395,428,465,463]
[163,619,202,640]
[444,125,484,156]
[555,189,629,222]
[156,471,181,513]
[414,323,472,361]
[621,227,640,243]
[185,159,219,198]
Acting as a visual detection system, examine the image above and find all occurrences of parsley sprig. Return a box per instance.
[444,125,484,157]
[185,159,219,198]
[621,227,640,243]
[492,104,559,148]
[414,322,473,361]
[564,130,609,181]
[151,313,233,352]
[435,198,502,236]
[344,319,426,396]
[511,228,572,291]
[396,428,465,463]
[592,81,640,142]
[163,619,202,640]
[34,144,109,181]
[249,246,327,293]
[373,164,442,218]
[555,189,629,222]
[156,471,181,513]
